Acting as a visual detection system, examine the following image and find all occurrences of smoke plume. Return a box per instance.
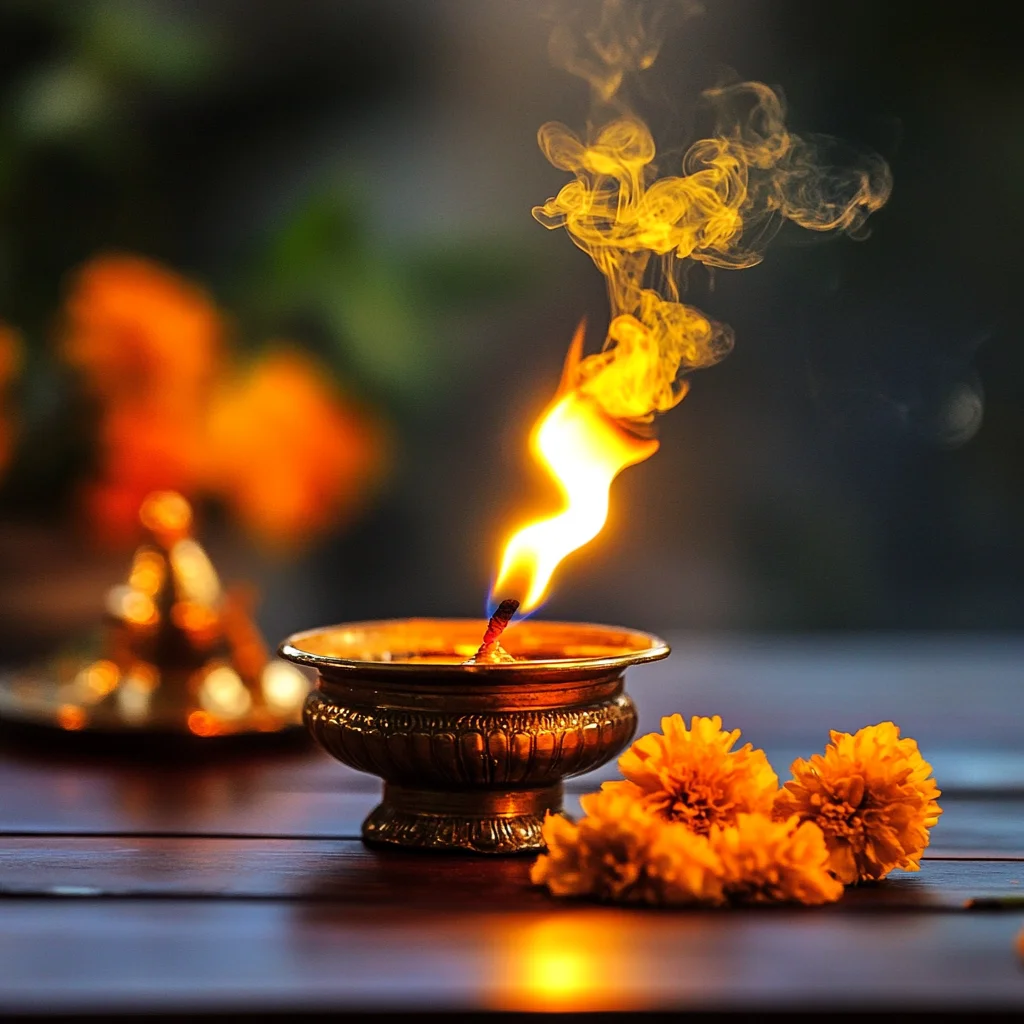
[537,0,893,423]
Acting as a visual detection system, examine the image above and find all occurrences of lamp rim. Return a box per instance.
[278,616,670,679]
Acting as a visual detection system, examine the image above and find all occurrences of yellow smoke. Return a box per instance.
[536,3,893,423]
[488,2,892,612]
[545,0,691,106]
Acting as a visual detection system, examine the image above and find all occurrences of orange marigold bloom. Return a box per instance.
[707,812,843,905]
[530,787,721,905]
[58,254,385,551]
[60,255,224,545]
[61,254,223,405]
[774,722,942,884]
[82,405,209,546]
[604,714,778,834]
[205,348,383,550]
[0,322,22,475]
[0,322,20,386]
[532,792,841,907]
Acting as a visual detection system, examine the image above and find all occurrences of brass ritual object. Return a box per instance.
[280,618,670,854]
[0,491,309,739]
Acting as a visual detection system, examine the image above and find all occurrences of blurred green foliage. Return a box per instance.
[245,187,539,405]
[0,0,542,512]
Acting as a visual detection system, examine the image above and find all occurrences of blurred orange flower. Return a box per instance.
[0,322,23,475]
[61,254,223,405]
[60,255,222,544]
[81,405,209,546]
[58,254,384,551]
[205,348,384,550]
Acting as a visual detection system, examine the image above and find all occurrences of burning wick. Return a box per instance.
[467,598,519,664]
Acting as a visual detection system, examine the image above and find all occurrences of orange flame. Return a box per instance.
[492,325,658,613]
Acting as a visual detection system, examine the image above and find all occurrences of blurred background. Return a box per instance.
[0,0,1021,658]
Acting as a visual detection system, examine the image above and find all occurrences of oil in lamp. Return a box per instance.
[0,491,308,739]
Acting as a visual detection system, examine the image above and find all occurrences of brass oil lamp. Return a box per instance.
[283,328,673,853]
[281,616,668,854]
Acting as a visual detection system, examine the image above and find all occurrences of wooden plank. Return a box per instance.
[926,797,1024,854]
[0,837,543,906]
[0,837,1019,909]
[0,783,373,839]
[632,634,1024,746]
[0,746,373,798]
[0,900,1021,1013]
[0,750,372,838]
[2,749,1022,854]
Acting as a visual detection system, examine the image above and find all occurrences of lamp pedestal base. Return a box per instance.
[363,783,563,854]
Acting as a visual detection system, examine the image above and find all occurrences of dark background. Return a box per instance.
[0,0,1020,644]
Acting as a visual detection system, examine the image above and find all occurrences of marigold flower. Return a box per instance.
[530,787,721,905]
[61,254,223,404]
[82,405,208,546]
[774,722,942,884]
[205,347,384,549]
[707,812,843,905]
[605,713,778,834]
[58,253,385,551]
[0,322,22,475]
[59,255,224,545]
[533,792,841,907]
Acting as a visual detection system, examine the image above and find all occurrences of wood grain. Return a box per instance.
[1,753,1021,854]
[0,636,1022,1014]
[0,837,1019,908]
[0,901,1022,1013]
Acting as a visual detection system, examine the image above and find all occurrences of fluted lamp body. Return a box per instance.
[279,618,669,854]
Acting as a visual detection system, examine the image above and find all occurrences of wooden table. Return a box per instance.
[1,635,1022,1015]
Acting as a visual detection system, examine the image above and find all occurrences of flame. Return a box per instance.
[493,325,658,613]
[490,1,891,612]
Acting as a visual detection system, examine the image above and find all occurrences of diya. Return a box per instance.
[280,614,668,854]
[282,332,673,853]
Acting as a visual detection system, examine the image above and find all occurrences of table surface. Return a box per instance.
[1,633,1022,1016]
